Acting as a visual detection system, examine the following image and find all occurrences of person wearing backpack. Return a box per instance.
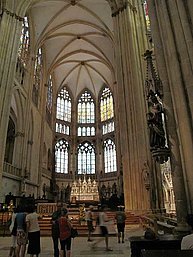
[51,203,63,257]
[115,206,126,243]
[58,208,72,257]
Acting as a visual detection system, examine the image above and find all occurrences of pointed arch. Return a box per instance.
[77,141,95,174]
[103,138,117,173]
[77,89,95,124]
[55,138,69,174]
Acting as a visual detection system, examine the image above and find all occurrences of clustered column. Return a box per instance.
[147,0,193,229]
[113,3,151,212]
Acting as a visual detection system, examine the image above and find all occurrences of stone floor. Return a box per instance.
[0,225,144,257]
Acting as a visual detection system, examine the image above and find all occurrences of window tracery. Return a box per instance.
[77,90,95,124]
[32,47,42,106]
[104,139,117,173]
[56,86,71,122]
[55,139,69,174]
[77,142,95,174]
[100,87,114,122]
[100,87,114,135]
[46,75,53,112]
[18,16,30,66]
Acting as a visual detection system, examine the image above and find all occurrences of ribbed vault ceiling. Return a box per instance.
[29,0,117,98]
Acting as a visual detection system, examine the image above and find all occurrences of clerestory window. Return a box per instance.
[56,86,71,122]
[18,16,30,66]
[77,90,95,124]
[100,87,114,134]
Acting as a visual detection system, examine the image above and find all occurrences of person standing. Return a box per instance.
[15,205,28,257]
[26,205,41,257]
[86,205,94,241]
[181,214,193,250]
[8,207,17,257]
[51,203,63,257]
[115,206,126,243]
[58,208,72,257]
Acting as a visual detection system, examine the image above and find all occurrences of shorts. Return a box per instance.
[100,226,108,236]
[87,221,94,232]
[60,237,71,251]
[117,223,125,232]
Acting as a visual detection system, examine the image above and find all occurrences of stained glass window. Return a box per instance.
[77,142,95,174]
[56,86,71,122]
[100,87,114,122]
[77,90,95,123]
[55,123,70,135]
[104,139,117,173]
[55,139,69,173]
[47,75,53,112]
[32,47,42,106]
[143,1,151,32]
[18,16,30,66]
[77,126,95,136]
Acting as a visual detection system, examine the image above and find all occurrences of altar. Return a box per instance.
[70,176,99,202]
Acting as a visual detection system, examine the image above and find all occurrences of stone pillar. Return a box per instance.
[147,0,190,228]
[0,3,24,201]
[112,3,151,212]
[95,99,103,181]
[71,103,77,179]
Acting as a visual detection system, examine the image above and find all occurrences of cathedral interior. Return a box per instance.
[0,0,193,233]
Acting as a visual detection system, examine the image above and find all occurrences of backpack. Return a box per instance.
[59,217,71,240]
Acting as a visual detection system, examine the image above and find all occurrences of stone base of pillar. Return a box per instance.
[152,208,166,214]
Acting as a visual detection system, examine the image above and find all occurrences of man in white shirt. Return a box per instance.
[91,205,113,251]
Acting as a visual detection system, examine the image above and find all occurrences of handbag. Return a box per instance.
[71,227,78,238]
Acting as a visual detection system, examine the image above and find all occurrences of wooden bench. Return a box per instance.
[129,235,181,257]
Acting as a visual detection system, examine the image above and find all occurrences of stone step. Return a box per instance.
[38,210,140,236]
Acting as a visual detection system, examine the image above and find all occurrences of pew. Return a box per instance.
[129,235,182,257]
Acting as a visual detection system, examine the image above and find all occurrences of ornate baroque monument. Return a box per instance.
[70,175,99,202]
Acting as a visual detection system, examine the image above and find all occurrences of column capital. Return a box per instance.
[112,1,137,17]
[0,7,24,21]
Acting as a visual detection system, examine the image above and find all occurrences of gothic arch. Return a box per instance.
[19,1,124,18]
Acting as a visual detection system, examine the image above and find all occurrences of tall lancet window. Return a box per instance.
[77,90,95,136]
[47,75,53,112]
[104,139,117,173]
[32,47,42,106]
[55,139,69,173]
[56,86,71,122]
[56,86,71,135]
[100,87,114,134]
[77,142,95,174]
[18,16,30,66]
[77,90,95,123]
[143,1,151,32]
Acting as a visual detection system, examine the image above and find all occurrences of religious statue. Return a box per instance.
[65,183,71,202]
[42,183,46,199]
[147,90,166,149]
[112,182,117,195]
[60,183,65,201]
[70,176,99,201]
[142,161,150,190]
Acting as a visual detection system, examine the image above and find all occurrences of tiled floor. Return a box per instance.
[0,225,144,257]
